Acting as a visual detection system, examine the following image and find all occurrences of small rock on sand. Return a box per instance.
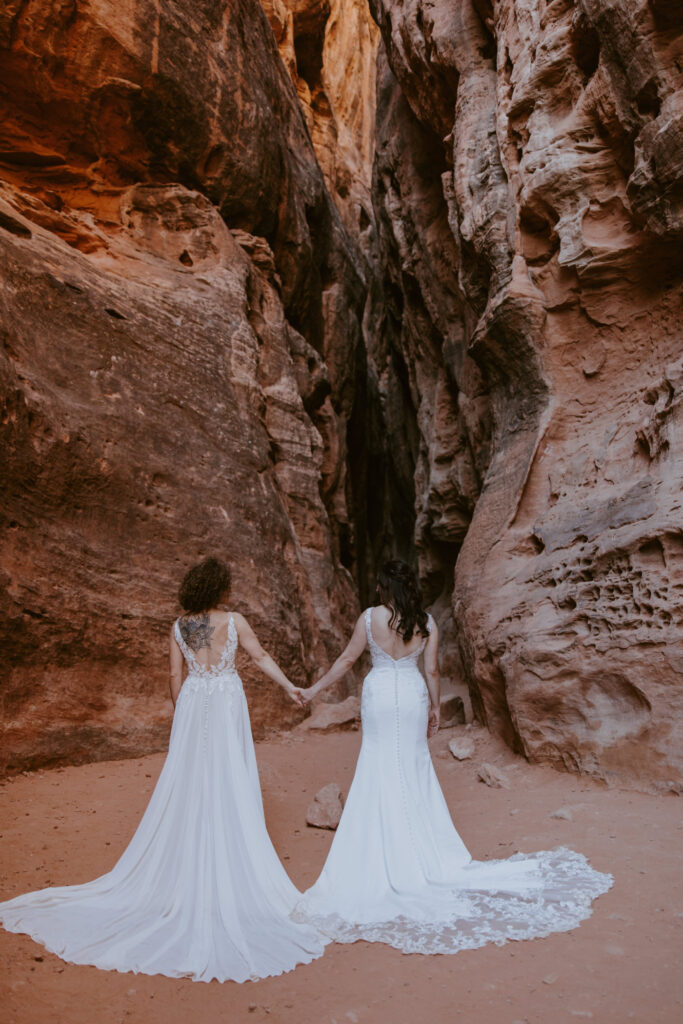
[448,736,475,760]
[306,783,344,830]
[550,806,573,821]
[298,696,360,733]
[477,763,510,789]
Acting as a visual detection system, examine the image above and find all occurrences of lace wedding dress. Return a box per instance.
[293,607,613,953]
[0,613,327,982]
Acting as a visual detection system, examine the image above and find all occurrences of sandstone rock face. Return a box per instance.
[262,0,380,246]
[0,0,371,772]
[1,0,682,796]
[369,0,683,791]
[439,694,466,728]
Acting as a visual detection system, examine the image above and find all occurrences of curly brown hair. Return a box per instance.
[376,559,429,642]
[178,558,231,614]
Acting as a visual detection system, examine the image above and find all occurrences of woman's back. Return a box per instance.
[177,609,233,671]
[368,605,428,662]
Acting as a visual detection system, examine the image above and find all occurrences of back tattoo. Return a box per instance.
[179,613,215,652]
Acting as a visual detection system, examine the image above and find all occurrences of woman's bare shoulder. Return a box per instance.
[372,604,391,622]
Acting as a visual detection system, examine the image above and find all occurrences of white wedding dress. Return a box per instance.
[0,613,327,982]
[294,607,613,953]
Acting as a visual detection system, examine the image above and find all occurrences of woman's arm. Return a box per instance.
[423,619,440,737]
[169,627,185,707]
[303,613,367,701]
[233,613,305,707]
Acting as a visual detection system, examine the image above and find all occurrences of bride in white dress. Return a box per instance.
[295,559,613,953]
[0,557,328,982]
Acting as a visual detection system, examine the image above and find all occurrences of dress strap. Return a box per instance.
[218,614,238,670]
[364,607,374,646]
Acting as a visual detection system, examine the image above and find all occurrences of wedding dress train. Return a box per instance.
[294,608,613,953]
[0,614,327,982]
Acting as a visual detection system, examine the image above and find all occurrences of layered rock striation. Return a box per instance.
[0,0,375,771]
[368,0,683,791]
[262,0,380,247]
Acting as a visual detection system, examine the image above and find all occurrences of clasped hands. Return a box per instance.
[284,684,315,709]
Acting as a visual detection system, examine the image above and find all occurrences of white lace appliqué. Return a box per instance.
[293,847,613,953]
[174,616,243,701]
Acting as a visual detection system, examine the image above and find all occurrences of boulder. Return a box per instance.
[477,764,510,790]
[439,695,466,729]
[306,783,345,829]
[298,696,361,732]
[448,735,475,761]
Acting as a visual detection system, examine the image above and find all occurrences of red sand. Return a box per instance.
[1,725,681,1024]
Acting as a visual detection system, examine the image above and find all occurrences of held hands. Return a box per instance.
[427,706,440,739]
[285,685,307,708]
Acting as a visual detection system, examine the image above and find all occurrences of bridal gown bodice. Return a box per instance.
[0,612,327,982]
[295,607,613,953]
[173,614,244,699]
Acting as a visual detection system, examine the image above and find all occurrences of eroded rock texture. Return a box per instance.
[369,0,683,791]
[262,0,380,245]
[1,0,681,793]
[0,0,373,771]
[261,0,384,590]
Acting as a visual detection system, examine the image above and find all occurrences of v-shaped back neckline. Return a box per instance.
[366,607,428,663]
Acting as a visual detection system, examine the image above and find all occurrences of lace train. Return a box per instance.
[294,846,612,953]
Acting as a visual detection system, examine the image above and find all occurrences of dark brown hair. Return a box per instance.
[178,558,231,614]
[376,559,429,642]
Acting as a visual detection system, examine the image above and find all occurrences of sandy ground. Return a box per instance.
[0,723,681,1024]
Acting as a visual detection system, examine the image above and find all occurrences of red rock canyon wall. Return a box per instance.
[368,0,683,792]
[1,0,681,793]
[0,0,376,771]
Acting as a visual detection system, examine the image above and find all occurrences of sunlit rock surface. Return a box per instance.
[262,0,380,245]
[0,0,370,771]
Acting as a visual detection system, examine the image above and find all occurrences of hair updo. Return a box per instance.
[178,558,231,614]
[376,559,429,642]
